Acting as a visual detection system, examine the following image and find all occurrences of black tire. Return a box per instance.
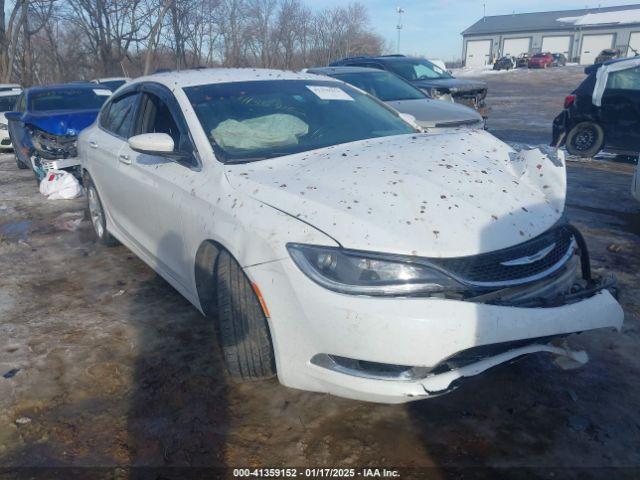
[215,250,276,381]
[566,121,605,158]
[15,155,28,169]
[84,173,119,246]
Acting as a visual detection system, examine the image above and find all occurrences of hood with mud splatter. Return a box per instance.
[225,130,566,258]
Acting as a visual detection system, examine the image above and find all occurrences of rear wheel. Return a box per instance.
[215,250,276,381]
[85,174,118,246]
[566,121,605,158]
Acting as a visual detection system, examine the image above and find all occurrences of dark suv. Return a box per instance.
[551,57,640,158]
[330,55,488,117]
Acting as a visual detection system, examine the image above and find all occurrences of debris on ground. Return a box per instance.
[53,211,85,231]
[39,170,83,200]
[3,368,20,379]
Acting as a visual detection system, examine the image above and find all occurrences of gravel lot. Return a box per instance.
[1,67,639,479]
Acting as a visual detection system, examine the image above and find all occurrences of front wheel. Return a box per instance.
[565,121,605,158]
[85,174,119,246]
[215,250,276,381]
[15,155,28,170]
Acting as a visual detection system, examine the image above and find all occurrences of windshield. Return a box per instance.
[533,53,547,58]
[185,80,415,163]
[29,88,110,111]
[385,58,452,81]
[0,95,18,112]
[332,71,425,102]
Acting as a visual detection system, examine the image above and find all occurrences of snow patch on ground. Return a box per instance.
[451,66,515,77]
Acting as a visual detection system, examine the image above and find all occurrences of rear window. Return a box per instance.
[29,88,110,111]
[606,66,640,91]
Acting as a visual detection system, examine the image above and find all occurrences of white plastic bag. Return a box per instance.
[39,170,83,200]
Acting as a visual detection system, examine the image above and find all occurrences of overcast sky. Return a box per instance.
[312,0,640,60]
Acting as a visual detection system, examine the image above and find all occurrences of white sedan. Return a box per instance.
[78,68,623,403]
[0,88,21,151]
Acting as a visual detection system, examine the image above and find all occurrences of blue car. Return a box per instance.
[6,83,111,182]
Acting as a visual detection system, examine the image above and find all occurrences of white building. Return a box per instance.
[462,4,640,66]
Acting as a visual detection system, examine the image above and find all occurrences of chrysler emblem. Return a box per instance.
[500,243,556,266]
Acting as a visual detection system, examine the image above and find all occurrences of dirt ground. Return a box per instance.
[1,66,640,479]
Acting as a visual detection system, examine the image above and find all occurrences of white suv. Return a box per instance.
[78,68,623,403]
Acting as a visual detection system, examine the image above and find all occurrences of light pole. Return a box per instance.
[396,7,404,54]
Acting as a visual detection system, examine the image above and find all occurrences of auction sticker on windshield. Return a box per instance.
[306,85,354,101]
[92,89,112,96]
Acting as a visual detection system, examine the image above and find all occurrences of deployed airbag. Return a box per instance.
[211,114,308,151]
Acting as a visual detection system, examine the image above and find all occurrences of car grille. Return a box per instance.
[432,225,575,286]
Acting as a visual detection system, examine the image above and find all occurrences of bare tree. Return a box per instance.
[7,0,384,84]
[143,0,174,74]
[64,0,149,76]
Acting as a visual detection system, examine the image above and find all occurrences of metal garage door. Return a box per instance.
[465,40,491,67]
[542,36,571,56]
[503,37,530,57]
[628,32,640,56]
[580,34,614,65]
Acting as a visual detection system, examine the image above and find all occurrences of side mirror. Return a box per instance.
[128,133,175,155]
[4,111,21,122]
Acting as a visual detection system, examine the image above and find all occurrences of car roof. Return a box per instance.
[129,67,337,89]
[92,77,130,82]
[333,55,431,65]
[585,55,639,74]
[0,89,21,97]
[26,83,99,94]
[306,66,384,75]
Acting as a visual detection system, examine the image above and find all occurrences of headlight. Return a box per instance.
[287,244,464,296]
[0,123,7,130]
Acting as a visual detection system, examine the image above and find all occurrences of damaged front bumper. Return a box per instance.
[27,127,80,179]
[247,247,623,403]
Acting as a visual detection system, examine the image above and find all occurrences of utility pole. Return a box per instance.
[396,7,405,54]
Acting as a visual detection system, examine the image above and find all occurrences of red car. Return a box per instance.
[528,52,554,69]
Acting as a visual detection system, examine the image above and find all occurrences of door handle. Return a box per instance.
[89,141,98,149]
[118,153,131,165]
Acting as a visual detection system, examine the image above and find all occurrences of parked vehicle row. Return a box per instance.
[494,52,567,70]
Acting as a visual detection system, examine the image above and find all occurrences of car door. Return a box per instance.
[600,66,640,152]
[86,89,142,233]
[114,82,201,287]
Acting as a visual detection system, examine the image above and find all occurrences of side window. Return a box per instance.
[606,67,640,91]
[136,93,186,151]
[102,93,140,137]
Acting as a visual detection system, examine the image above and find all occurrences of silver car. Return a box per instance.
[306,66,483,130]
